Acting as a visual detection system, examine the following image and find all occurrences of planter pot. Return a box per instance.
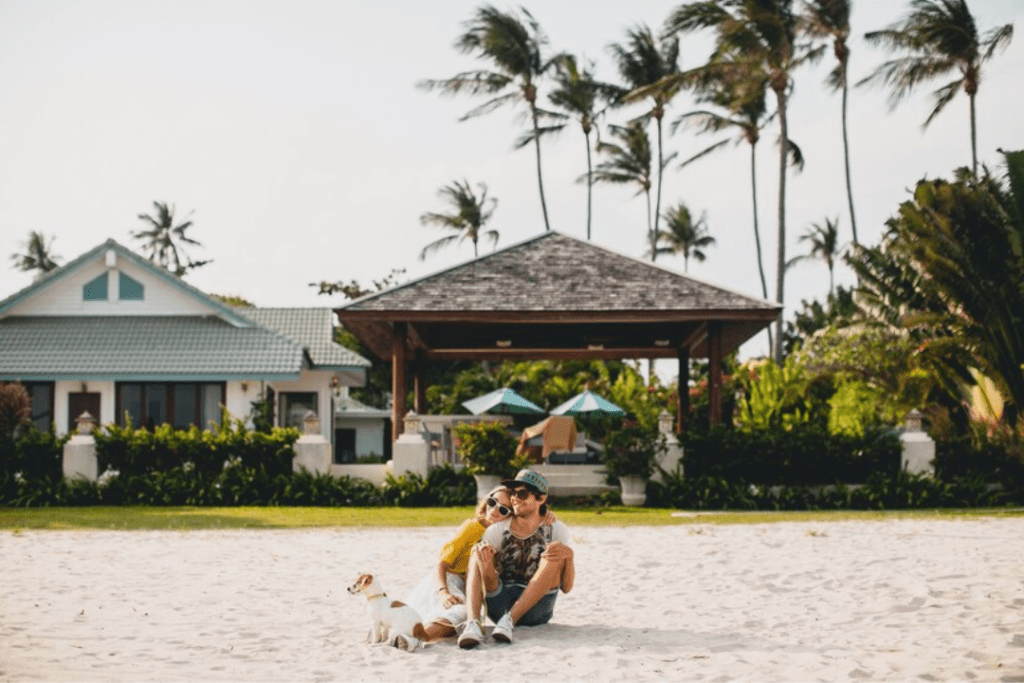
[618,474,648,506]
[473,474,503,503]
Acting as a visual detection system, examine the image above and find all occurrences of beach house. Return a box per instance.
[0,239,381,462]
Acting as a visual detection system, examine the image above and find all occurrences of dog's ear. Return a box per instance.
[357,574,373,589]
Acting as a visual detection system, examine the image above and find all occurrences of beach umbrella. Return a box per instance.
[462,387,545,415]
[549,388,626,417]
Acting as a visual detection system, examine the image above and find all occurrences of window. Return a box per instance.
[20,382,54,432]
[280,392,317,430]
[119,272,144,300]
[117,382,224,430]
[83,272,108,301]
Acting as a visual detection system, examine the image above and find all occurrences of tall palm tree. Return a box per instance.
[419,179,498,260]
[608,26,682,257]
[859,0,1013,176]
[802,0,858,244]
[540,55,616,241]
[589,121,659,255]
[666,0,819,363]
[10,231,61,276]
[788,216,843,294]
[419,5,561,231]
[132,201,209,277]
[653,201,716,272]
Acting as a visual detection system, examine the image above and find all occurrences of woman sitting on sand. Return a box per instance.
[405,486,515,641]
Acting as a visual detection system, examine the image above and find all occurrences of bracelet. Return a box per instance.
[437,587,448,593]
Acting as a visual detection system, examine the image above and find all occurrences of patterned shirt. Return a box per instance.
[481,520,572,587]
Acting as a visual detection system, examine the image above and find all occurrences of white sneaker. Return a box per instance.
[491,613,514,644]
[458,620,484,649]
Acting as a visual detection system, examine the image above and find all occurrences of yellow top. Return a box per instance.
[439,518,486,576]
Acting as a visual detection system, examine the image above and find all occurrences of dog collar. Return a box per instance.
[365,593,388,601]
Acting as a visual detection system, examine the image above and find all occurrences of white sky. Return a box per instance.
[2,0,1022,365]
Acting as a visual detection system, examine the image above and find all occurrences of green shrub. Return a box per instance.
[601,424,666,479]
[453,421,524,477]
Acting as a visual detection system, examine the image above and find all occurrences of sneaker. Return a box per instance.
[491,613,514,644]
[458,620,484,650]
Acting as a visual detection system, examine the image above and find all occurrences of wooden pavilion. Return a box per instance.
[336,232,781,441]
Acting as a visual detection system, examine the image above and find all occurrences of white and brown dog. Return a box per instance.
[347,573,428,651]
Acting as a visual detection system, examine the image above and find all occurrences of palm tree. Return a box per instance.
[589,121,659,256]
[788,216,843,294]
[132,202,209,277]
[10,231,61,276]
[666,0,819,363]
[608,26,682,255]
[419,5,561,231]
[859,0,1013,176]
[419,179,498,260]
[541,55,616,241]
[802,0,858,244]
[653,201,715,272]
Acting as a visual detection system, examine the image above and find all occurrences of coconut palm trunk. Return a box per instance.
[749,141,773,352]
[532,112,552,231]
[773,87,789,363]
[585,130,594,240]
[841,74,858,243]
[653,113,665,261]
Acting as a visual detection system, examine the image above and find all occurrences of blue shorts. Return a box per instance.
[485,581,558,627]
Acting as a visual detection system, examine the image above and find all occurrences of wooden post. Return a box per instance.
[676,345,689,434]
[392,322,408,442]
[414,349,427,415]
[708,321,723,425]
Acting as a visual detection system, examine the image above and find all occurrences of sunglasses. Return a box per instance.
[486,497,512,517]
[508,487,537,501]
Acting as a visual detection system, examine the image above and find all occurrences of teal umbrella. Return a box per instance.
[462,387,545,415]
[550,389,625,417]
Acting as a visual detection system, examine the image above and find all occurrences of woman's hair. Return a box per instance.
[475,485,507,520]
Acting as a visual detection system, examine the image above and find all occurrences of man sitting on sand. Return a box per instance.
[458,469,575,648]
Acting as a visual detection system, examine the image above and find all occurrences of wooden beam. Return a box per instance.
[422,347,684,361]
[677,345,690,434]
[414,349,426,414]
[708,321,723,425]
[391,322,407,441]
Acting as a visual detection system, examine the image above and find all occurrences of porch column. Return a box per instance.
[414,349,427,414]
[676,346,690,434]
[708,321,723,425]
[392,322,408,442]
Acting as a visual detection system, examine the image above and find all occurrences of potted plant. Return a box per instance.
[601,424,666,506]
[453,421,526,501]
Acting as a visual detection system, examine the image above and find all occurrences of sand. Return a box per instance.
[2,516,1023,682]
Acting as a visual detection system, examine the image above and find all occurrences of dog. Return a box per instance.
[347,573,429,651]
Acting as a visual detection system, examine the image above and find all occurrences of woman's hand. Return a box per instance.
[441,592,464,609]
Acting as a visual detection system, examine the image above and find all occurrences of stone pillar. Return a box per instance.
[63,411,98,481]
[391,410,430,479]
[294,410,331,474]
[652,409,683,484]
[900,409,935,476]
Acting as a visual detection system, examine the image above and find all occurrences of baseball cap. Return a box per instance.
[501,469,549,496]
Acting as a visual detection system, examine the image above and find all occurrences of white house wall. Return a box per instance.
[335,416,387,459]
[6,252,222,317]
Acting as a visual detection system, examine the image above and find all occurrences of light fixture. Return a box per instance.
[496,340,512,348]
[587,344,604,350]
[240,382,249,392]
[331,375,341,397]
[654,340,670,347]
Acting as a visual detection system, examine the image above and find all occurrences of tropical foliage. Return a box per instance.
[859,0,1014,175]
[132,201,210,277]
[419,179,498,259]
[10,231,61,275]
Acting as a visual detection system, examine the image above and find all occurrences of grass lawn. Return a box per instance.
[1,506,1022,531]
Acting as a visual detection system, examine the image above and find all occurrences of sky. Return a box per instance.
[2,0,1022,368]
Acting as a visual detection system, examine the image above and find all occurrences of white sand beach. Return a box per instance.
[2,516,1023,683]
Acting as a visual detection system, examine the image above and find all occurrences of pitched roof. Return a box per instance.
[0,239,252,325]
[0,316,305,380]
[337,231,780,361]
[237,307,370,368]
[342,231,778,313]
